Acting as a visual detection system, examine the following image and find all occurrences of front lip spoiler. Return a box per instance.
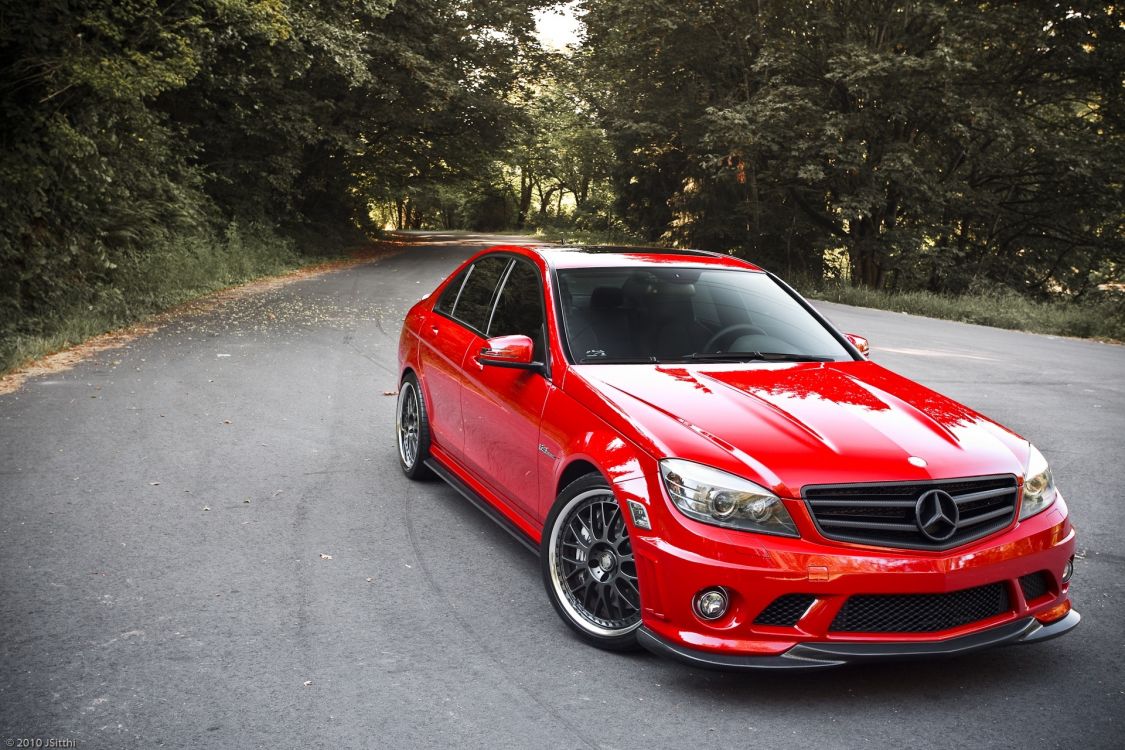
[637,609,1081,671]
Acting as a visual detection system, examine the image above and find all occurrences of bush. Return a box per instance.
[0,221,305,373]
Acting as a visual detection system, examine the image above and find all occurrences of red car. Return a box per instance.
[395,244,1078,669]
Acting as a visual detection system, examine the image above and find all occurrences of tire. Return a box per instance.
[396,372,433,479]
[541,472,642,650]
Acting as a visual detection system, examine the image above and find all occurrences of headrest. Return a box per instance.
[656,281,695,298]
[622,273,658,304]
[590,286,625,310]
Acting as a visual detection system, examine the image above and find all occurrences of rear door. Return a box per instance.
[418,255,511,461]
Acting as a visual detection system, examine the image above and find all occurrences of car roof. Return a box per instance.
[488,244,764,272]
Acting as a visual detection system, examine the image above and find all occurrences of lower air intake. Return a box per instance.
[830,582,1011,633]
[754,594,816,627]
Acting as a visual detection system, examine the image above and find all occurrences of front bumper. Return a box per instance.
[637,609,1080,671]
[618,469,1077,664]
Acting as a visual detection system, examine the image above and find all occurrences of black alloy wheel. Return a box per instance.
[542,472,642,650]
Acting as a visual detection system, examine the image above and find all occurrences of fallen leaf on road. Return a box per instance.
[202,506,211,511]
[223,419,232,424]
[303,680,312,687]
[243,499,250,504]
[150,481,160,486]
[366,577,373,582]
[382,390,398,396]
[320,553,333,560]
[273,489,283,496]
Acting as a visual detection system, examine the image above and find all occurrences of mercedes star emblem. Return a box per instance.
[915,489,960,542]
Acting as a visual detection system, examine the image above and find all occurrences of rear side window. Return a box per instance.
[448,255,511,333]
[434,269,469,316]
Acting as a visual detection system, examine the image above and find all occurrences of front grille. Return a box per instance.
[803,475,1019,550]
[1019,571,1051,602]
[829,582,1011,633]
[754,594,816,627]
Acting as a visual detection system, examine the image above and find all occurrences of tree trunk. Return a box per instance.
[517,166,533,227]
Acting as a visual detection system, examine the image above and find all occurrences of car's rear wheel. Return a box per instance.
[542,473,642,650]
[396,373,432,479]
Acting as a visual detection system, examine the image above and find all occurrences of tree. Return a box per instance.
[579,0,1123,294]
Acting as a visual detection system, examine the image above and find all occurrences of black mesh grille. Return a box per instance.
[754,594,816,626]
[1019,571,1051,602]
[829,582,1011,633]
[804,475,1019,551]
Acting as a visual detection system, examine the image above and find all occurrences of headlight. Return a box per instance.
[1020,444,1057,520]
[659,459,799,537]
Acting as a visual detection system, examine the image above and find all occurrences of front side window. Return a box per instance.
[489,260,546,360]
[442,255,511,333]
[557,267,852,363]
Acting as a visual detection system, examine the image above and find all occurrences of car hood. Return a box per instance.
[572,361,1030,497]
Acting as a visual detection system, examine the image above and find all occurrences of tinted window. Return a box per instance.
[450,255,510,332]
[557,267,852,363]
[489,260,546,359]
[434,268,469,315]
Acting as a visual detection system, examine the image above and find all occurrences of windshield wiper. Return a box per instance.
[577,356,660,364]
[679,352,836,363]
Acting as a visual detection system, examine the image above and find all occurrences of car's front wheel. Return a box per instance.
[541,472,642,650]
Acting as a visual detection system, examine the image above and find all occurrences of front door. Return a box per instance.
[461,258,552,522]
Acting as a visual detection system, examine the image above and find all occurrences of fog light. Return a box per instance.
[1062,556,1074,583]
[694,588,729,621]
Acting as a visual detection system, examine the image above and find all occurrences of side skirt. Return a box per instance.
[423,457,540,556]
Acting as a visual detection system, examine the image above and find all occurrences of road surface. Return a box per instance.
[2,232,1122,748]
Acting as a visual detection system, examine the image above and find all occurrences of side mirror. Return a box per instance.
[844,333,870,358]
[476,335,543,371]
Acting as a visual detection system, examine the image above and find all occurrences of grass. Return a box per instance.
[803,280,1125,343]
[0,221,364,376]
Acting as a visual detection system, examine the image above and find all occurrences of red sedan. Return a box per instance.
[395,244,1078,669]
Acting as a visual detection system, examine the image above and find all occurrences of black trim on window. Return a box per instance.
[434,255,512,337]
[433,252,553,380]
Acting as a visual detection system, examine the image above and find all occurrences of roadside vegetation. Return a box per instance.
[0,223,312,372]
[806,280,1125,342]
[2,2,1121,375]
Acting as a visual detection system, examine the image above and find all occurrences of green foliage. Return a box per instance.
[0,221,303,372]
[1,0,546,370]
[3,0,1121,365]
[580,0,1124,297]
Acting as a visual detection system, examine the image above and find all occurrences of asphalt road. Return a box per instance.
[2,232,1122,749]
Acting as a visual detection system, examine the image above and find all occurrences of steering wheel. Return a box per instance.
[702,324,767,353]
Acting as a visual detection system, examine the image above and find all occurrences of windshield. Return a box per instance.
[556,267,853,364]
